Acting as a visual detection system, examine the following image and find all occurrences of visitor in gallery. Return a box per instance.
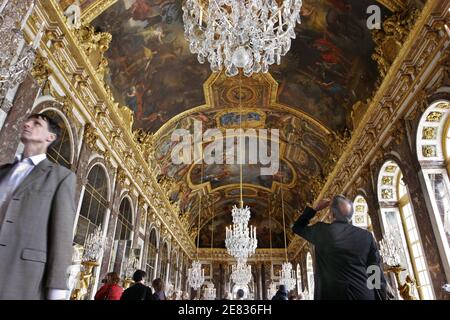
[152,278,166,300]
[292,195,388,300]
[236,289,245,300]
[0,113,76,300]
[120,270,153,300]
[271,285,288,300]
[94,272,124,300]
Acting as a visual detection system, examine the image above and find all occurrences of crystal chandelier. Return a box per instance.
[231,261,252,286]
[379,233,402,267]
[188,260,205,290]
[203,282,217,300]
[0,0,43,99]
[82,225,107,263]
[279,261,296,291]
[182,0,303,77]
[225,205,257,261]
[267,281,277,299]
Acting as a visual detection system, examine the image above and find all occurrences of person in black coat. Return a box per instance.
[292,195,388,300]
[271,285,288,300]
[120,270,153,300]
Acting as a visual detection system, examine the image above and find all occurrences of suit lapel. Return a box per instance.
[13,159,54,196]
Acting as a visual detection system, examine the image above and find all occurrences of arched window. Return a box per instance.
[74,164,108,246]
[159,242,169,284]
[306,252,314,300]
[110,196,134,276]
[42,109,72,168]
[146,228,158,281]
[377,161,434,299]
[416,100,450,275]
[296,263,302,295]
[352,195,373,232]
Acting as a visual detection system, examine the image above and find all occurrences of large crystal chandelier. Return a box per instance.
[279,262,296,291]
[231,261,252,286]
[225,205,257,261]
[182,0,303,77]
[188,260,205,289]
[0,0,42,99]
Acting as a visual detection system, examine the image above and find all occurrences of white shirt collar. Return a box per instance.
[15,153,47,166]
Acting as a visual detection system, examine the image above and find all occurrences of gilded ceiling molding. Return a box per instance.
[288,0,448,258]
[81,0,118,25]
[376,0,408,12]
[197,248,288,262]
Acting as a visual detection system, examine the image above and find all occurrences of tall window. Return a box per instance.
[42,110,72,168]
[306,252,314,300]
[296,263,302,295]
[146,229,158,281]
[159,243,169,284]
[416,100,450,277]
[378,161,434,299]
[352,195,374,235]
[110,197,134,277]
[74,164,108,246]
[170,251,178,289]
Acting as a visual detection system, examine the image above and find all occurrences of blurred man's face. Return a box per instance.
[20,116,56,147]
[338,201,353,217]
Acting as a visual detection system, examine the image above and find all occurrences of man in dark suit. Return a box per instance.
[0,113,77,300]
[121,270,153,300]
[292,195,388,300]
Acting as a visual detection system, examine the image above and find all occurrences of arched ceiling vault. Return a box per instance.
[86,0,396,248]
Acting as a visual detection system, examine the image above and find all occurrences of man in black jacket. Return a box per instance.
[292,195,388,300]
[121,270,153,300]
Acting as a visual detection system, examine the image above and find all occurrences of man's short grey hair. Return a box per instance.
[330,195,354,222]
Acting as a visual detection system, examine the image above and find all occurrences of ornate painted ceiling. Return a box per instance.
[88,0,395,248]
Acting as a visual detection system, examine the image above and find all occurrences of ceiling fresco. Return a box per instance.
[93,0,391,133]
[91,0,391,248]
[148,72,343,248]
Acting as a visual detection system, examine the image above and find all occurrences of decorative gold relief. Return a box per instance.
[426,111,443,122]
[116,167,127,186]
[422,127,437,140]
[382,176,393,185]
[372,8,420,80]
[83,123,98,151]
[381,189,393,199]
[436,102,450,109]
[385,165,396,173]
[422,145,437,157]
[355,205,365,213]
[31,54,51,86]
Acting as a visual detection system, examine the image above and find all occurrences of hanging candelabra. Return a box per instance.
[182,0,303,76]
[279,261,296,290]
[225,73,258,263]
[188,260,205,290]
[225,205,257,261]
[231,261,252,286]
[203,282,217,300]
[267,281,277,299]
[188,163,205,290]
